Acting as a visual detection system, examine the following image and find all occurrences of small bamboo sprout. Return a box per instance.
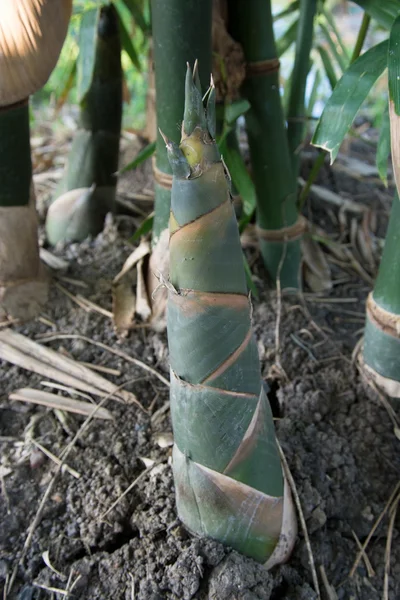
[363,17,400,397]
[0,0,72,319]
[46,4,122,245]
[164,64,296,564]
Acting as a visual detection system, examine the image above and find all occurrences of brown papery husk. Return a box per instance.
[0,0,72,106]
[0,187,48,320]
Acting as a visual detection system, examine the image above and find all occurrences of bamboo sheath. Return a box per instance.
[165,66,296,563]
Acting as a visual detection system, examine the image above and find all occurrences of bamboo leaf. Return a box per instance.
[313,41,388,163]
[317,45,338,90]
[77,8,99,103]
[318,19,348,72]
[321,7,350,60]
[376,103,391,185]
[56,58,77,110]
[220,139,256,217]
[307,68,321,116]
[119,141,156,173]
[351,0,400,30]
[276,19,298,57]
[225,99,251,126]
[129,213,154,242]
[274,1,299,22]
[119,0,150,34]
[116,6,142,72]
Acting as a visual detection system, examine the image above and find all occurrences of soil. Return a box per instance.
[0,130,399,600]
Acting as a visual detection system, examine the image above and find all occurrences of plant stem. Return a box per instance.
[287,0,318,179]
[150,0,212,245]
[229,0,302,288]
[46,4,122,244]
[350,12,371,64]
[0,102,31,207]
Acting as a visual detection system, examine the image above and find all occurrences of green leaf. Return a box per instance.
[388,14,400,112]
[119,141,156,174]
[119,0,150,34]
[129,212,154,242]
[225,100,251,126]
[219,139,256,218]
[307,68,321,116]
[376,103,391,185]
[321,7,350,60]
[317,45,337,90]
[276,19,298,57]
[313,41,388,163]
[351,0,400,30]
[77,8,99,103]
[274,1,299,21]
[116,6,142,72]
[318,19,348,73]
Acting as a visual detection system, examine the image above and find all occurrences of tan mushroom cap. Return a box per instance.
[0,0,72,107]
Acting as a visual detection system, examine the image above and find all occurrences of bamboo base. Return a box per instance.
[0,190,48,319]
[257,216,307,289]
[363,293,400,398]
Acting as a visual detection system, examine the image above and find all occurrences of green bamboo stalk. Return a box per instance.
[46,4,122,245]
[287,0,318,179]
[350,12,371,64]
[0,102,32,208]
[150,0,212,246]
[364,193,400,385]
[165,64,296,563]
[363,15,400,393]
[228,0,304,288]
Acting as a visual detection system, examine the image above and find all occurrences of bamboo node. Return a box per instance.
[152,156,173,189]
[366,293,400,339]
[257,216,308,243]
[246,58,280,77]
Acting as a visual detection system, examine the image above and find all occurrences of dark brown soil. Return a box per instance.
[0,135,399,600]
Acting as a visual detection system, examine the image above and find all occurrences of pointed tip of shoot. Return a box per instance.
[206,77,216,140]
[161,131,191,179]
[193,59,202,94]
[183,62,206,137]
[159,128,169,147]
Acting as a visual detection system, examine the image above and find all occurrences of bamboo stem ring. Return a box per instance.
[256,215,307,243]
[246,58,280,77]
[366,293,400,338]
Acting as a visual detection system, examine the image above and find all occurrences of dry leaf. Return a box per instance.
[10,388,113,420]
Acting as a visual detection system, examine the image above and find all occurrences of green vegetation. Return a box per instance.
[166,64,296,563]
[46,4,123,245]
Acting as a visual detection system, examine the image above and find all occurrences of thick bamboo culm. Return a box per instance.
[228,0,304,288]
[150,0,212,245]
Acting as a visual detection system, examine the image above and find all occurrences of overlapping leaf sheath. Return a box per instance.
[0,0,72,318]
[363,15,400,398]
[165,66,296,564]
[46,4,122,245]
[228,0,305,288]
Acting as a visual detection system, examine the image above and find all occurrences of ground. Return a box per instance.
[0,128,399,600]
